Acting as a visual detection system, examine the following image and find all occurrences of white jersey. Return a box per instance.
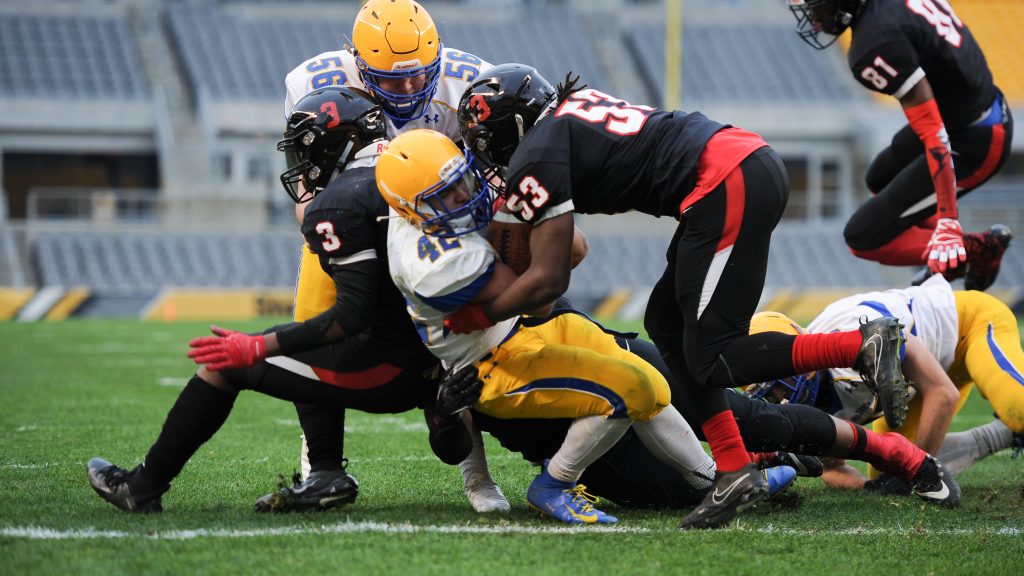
[387,215,518,370]
[807,274,959,424]
[284,47,491,142]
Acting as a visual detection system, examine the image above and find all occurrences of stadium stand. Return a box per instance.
[0,12,148,100]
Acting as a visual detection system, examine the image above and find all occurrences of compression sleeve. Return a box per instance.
[905,98,957,219]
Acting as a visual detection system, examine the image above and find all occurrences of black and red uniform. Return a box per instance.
[842,0,1013,259]
[500,88,866,472]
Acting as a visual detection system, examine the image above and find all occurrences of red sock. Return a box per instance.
[845,422,926,482]
[702,410,751,473]
[792,331,862,373]
[850,226,933,265]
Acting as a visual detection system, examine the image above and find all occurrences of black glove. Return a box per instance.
[437,364,484,417]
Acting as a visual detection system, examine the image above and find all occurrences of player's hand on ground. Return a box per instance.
[444,303,496,334]
[437,364,484,416]
[187,325,267,371]
[923,217,967,274]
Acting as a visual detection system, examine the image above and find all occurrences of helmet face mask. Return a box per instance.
[352,0,442,124]
[788,0,865,50]
[277,87,386,204]
[413,153,495,238]
[745,372,822,406]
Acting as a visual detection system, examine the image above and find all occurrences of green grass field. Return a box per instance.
[1,319,1022,575]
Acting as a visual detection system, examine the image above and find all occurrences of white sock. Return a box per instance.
[935,419,1014,476]
[547,415,632,484]
[459,425,495,485]
[632,405,716,489]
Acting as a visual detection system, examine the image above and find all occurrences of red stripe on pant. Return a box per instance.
[716,166,746,252]
[311,363,403,389]
[957,123,1006,190]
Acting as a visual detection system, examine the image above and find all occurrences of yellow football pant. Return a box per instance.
[473,313,670,422]
[870,290,1024,475]
[293,244,336,321]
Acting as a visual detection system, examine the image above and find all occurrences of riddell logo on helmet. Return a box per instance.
[391,60,424,72]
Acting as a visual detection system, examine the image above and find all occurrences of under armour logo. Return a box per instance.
[423,113,441,124]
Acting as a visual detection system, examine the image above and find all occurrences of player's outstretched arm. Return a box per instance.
[900,334,960,454]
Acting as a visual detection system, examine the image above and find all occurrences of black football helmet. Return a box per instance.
[457,63,556,187]
[788,0,866,50]
[277,86,386,204]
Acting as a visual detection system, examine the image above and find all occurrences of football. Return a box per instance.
[486,220,589,275]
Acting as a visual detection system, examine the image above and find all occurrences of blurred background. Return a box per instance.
[0,0,1021,323]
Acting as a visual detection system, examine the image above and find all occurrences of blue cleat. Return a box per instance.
[764,465,797,499]
[526,462,617,524]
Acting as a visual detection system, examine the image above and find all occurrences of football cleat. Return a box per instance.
[964,224,1012,291]
[463,469,511,513]
[764,465,798,499]
[853,316,911,429]
[910,455,961,509]
[87,457,168,513]
[863,472,912,496]
[526,463,616,524]
[754,451,823,477]
[679,462,769,530]
[253,469,358,513]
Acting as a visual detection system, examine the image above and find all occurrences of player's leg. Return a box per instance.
[934,419,1017,476]
[955,291,1024,433]
[87,367,240,512]
[290,244,346,480]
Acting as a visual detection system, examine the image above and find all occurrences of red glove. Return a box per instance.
[444,303,496,334]
[188,325,267,371]
[922,217,967,274]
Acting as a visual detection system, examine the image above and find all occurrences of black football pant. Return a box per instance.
[644,146,799,425]
[845,91,1013,251]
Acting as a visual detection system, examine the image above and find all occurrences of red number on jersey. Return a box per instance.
[505,176,550,222]
[555,89,654,136]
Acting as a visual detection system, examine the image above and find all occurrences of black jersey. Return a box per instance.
[501,88,725,225]
[848,0,994,129]
[301,166,435,370]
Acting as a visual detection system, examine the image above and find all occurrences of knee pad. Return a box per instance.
[740,402,836,455]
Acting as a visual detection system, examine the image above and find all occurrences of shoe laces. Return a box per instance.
[565,484,600,512]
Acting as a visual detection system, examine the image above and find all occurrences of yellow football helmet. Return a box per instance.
[376,129,494,238]
[352,0,442,123]
[746,312,822,405]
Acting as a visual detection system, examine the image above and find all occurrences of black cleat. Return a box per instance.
[863,472,912,496]
[910,455,961,509]
[771,451,823,478]
[854,316,911,429]
[87,457,168,513]
[679,463,768,529]
[964,224,1012,291]
[253,470,359,513]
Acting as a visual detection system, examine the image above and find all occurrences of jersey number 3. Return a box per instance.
[555,88,654,136]
[315,222,341,252]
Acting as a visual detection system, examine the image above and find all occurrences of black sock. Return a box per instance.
[138,375,237,487]
[296,402,345,473]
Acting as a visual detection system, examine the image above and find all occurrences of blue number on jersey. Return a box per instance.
[307,56,348,89]
[417,235,462,262]
[443,50,481,82]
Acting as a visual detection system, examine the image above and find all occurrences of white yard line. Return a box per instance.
[1,522,1020,540]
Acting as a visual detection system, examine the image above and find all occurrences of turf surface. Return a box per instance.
[1,319,1022,575]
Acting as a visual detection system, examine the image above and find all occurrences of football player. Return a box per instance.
[748,273,1024,493]
[446,331,961,510]
[86,88,440,513]
[377,128,757,525]
[281,0,505,512]
[449,63,911,529]
[788,0,1014,288]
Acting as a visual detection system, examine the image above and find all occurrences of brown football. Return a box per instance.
[486,221,588,275]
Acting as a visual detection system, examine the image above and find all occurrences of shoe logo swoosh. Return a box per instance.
[711,472,750,505]
[866,335,881,382]
[918,482,950,501]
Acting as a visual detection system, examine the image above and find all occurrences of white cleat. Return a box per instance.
[463,471,510,513]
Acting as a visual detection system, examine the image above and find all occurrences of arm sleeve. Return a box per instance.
[275,258,379,355]
[905,98,957,218]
